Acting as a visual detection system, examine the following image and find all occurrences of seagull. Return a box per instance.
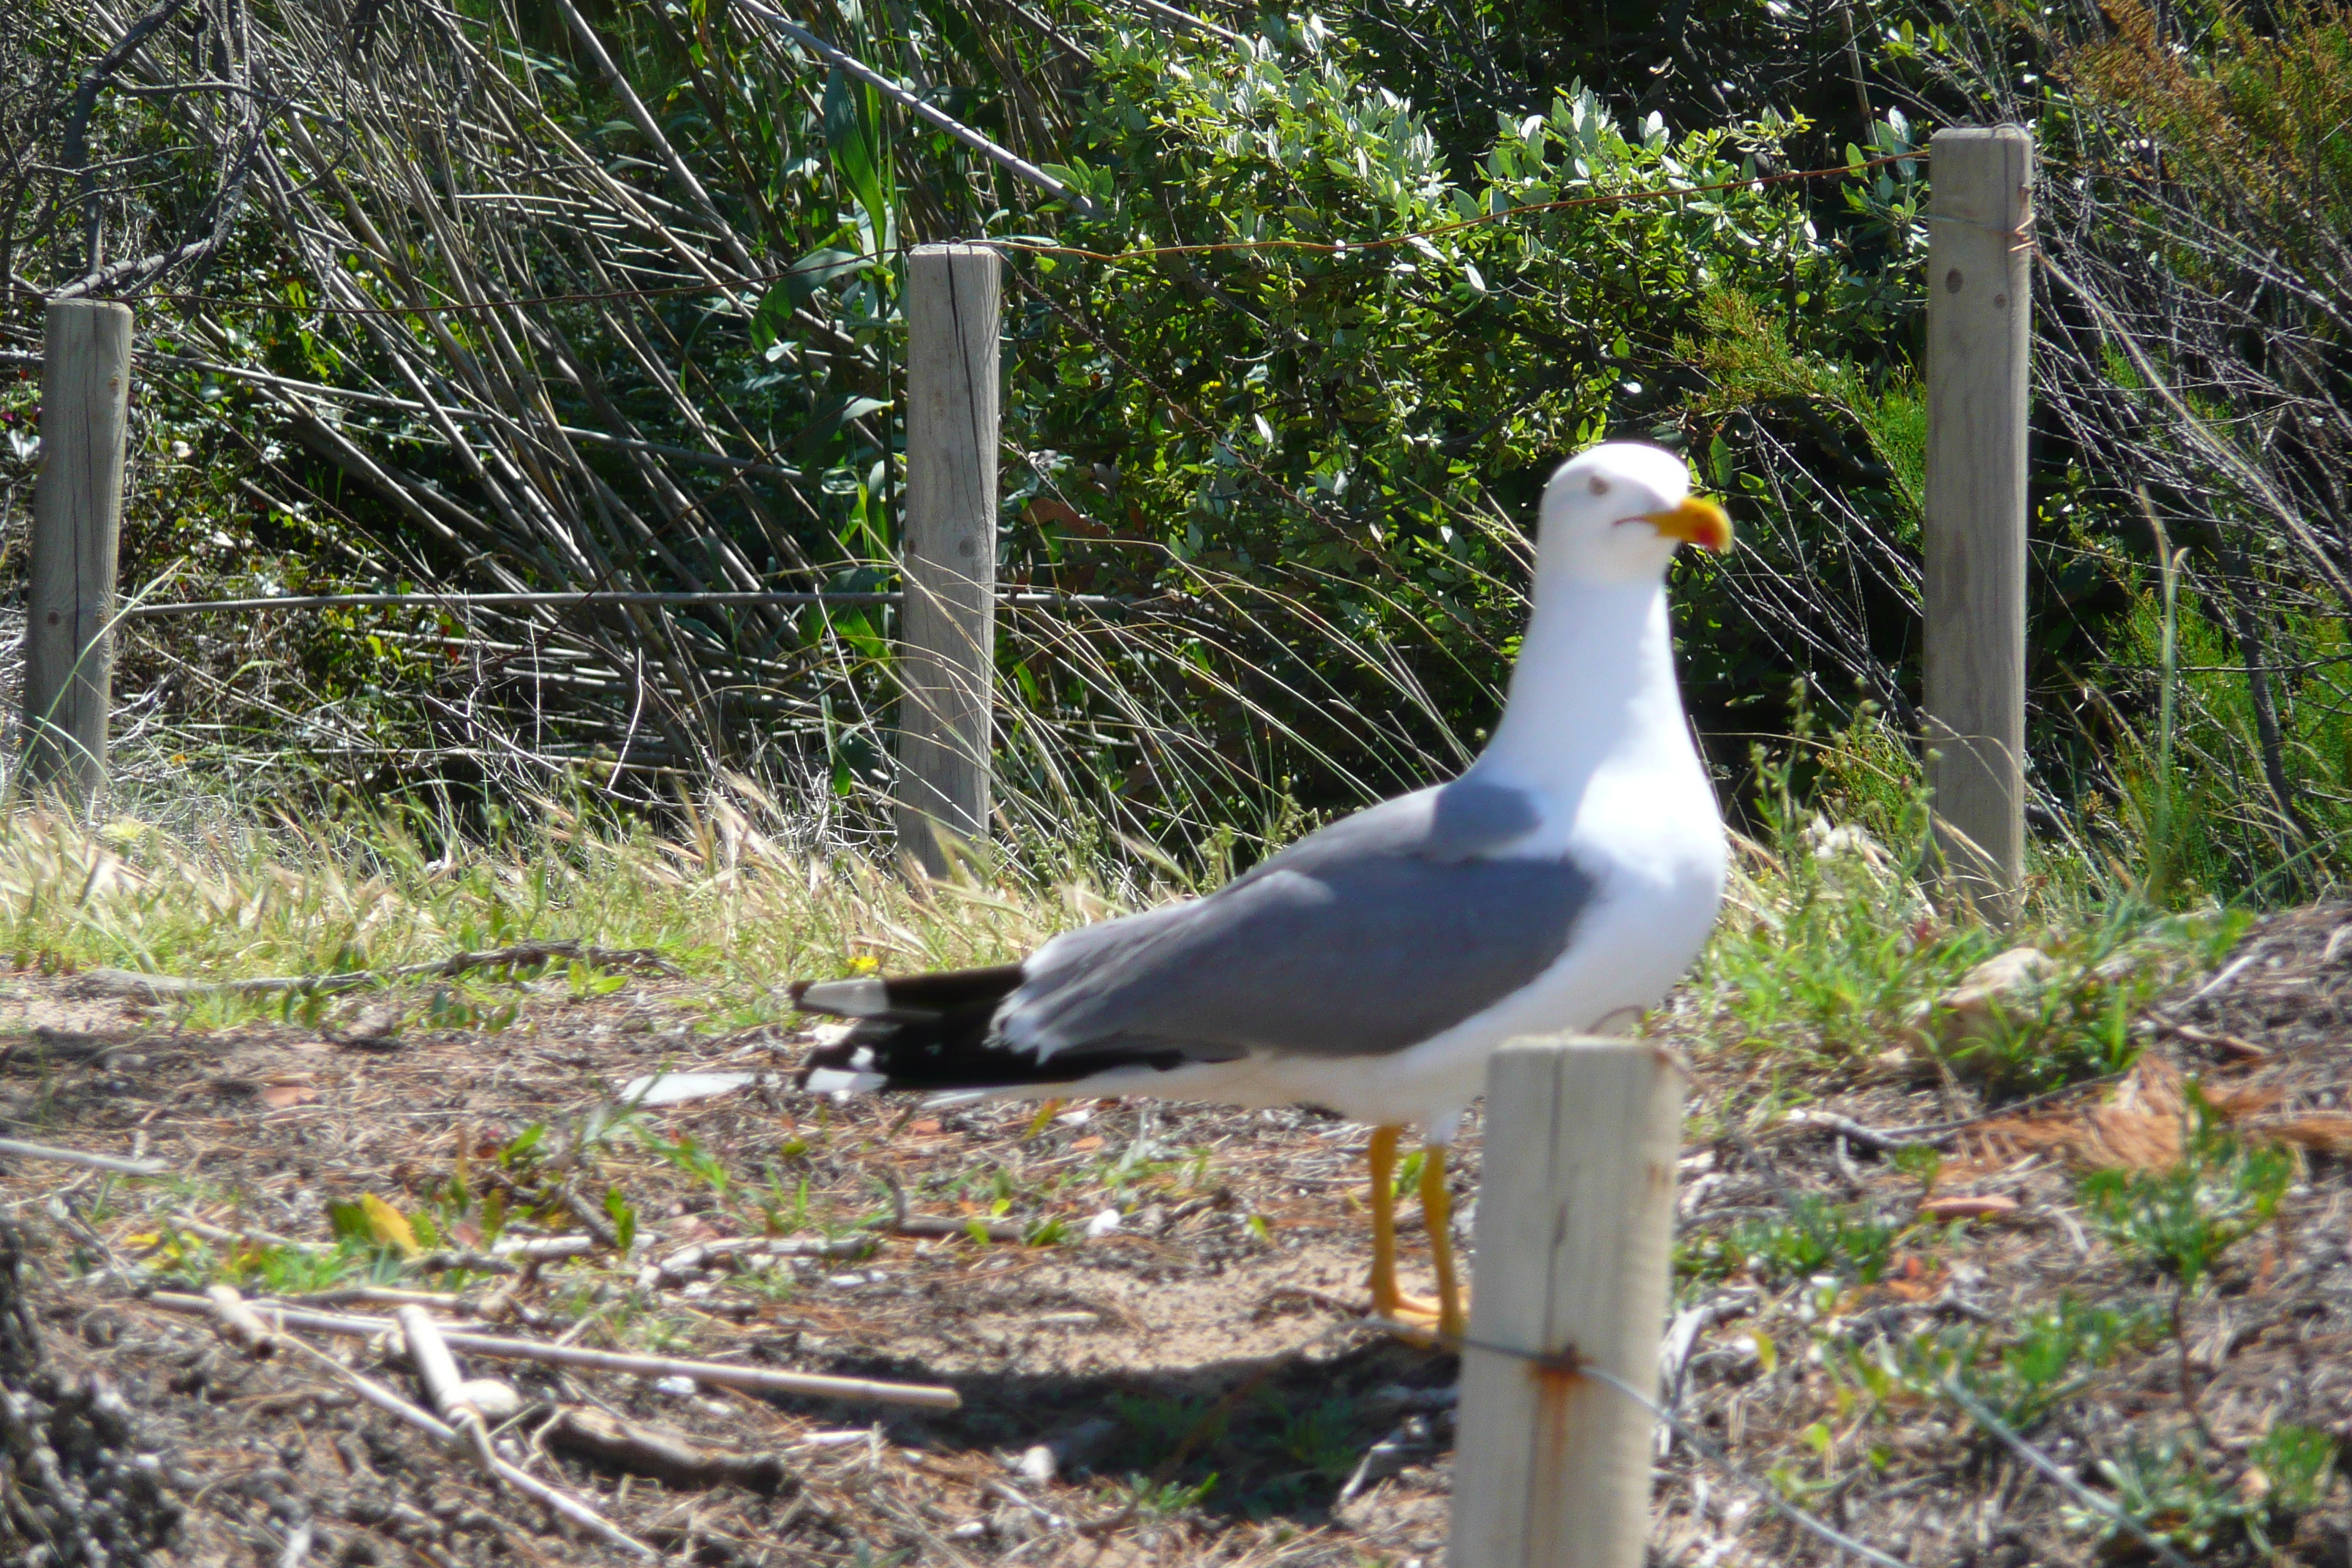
[793,442,1730,1341]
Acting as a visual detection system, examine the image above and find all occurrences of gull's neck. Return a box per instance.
[1468,575,1697,795]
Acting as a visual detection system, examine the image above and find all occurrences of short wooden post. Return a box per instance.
[23,298,132,803]
[1450,1037,1684,1568]
[895,244,1000,876]
[1924,125,2034,926]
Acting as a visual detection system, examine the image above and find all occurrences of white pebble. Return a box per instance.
[454,1379,522,1420]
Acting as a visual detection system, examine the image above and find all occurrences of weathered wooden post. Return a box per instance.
[1924,125,2034,925]
[1450,1036,1685,1568]
[895,244,1000,876]
[23,298,132,803]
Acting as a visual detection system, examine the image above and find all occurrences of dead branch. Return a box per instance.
[74,938,678,1003]
[146,1292,963,1409]
[266,1329,655,1558]
[546,1405,790,1490]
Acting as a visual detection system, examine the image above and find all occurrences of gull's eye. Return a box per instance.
[1588,476,1610,497]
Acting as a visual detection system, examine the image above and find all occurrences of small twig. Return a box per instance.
[888,1214,1027,1243]
[167,1215,311,1250]
[410,1251,519,1277]
[0,1137,167,1177]
[867,1172,1025,1243]
[297,1286,465,1310]
[204,1284,281,1357]
[1772,1108,1948,1153]
[497,1235,598,1262]
[2144,1010,2271,1060]
[2187,952,2258,1003]
[981,1478,1066,1530]
[560,1188,623,1252]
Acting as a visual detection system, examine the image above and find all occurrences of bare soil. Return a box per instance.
[0,907,2348,1567]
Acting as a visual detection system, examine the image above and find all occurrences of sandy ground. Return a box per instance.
[0,908,2348,1566]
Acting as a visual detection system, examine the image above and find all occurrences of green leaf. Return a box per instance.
[822,69,890,244]
[753,243,870,352]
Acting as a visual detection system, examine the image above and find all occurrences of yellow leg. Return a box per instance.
[1367,1125,1404,1319]
[1420,1144,1467,1343]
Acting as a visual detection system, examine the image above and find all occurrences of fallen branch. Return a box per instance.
[268,1327,653,1558]
[75,940,678,1003]
[546,1405,788,1490]
[0,1137,167,1177]
[146,1293,961,1409]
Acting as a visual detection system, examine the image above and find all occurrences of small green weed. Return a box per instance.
[1106,1473,1218,1519]
[603,1187,638,1254]
[1024,1215,1074,1246]
[1270,1396,1362,1482]
[2246,1424,2341,1520]
[164,1234,399,1295]
[2080,1093,2293,1290]
[1889,1143,1943,1189]
[2067,1425,2339,1555]
[1701,699,1996,1058]
[566,958,629,999]
[1843,1296,2157,1432]
[1937,910,2247,1096]
[2074,1438,2246,1554]
[636,1125,731,1198]
[1722,1196,1896,1285]
[423,984,519,1033]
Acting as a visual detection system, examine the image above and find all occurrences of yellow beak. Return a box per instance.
[1643,495,1733,552]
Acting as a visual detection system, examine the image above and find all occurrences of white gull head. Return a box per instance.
[1537,442,1733,587]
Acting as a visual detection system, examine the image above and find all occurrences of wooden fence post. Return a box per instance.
[896,244,1000,876]
[1450,1036,1685,1568]
[1924,125,2034,926]
[23,298,132,804]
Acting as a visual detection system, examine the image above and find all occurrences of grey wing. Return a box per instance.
[1003,779,1595,1062]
